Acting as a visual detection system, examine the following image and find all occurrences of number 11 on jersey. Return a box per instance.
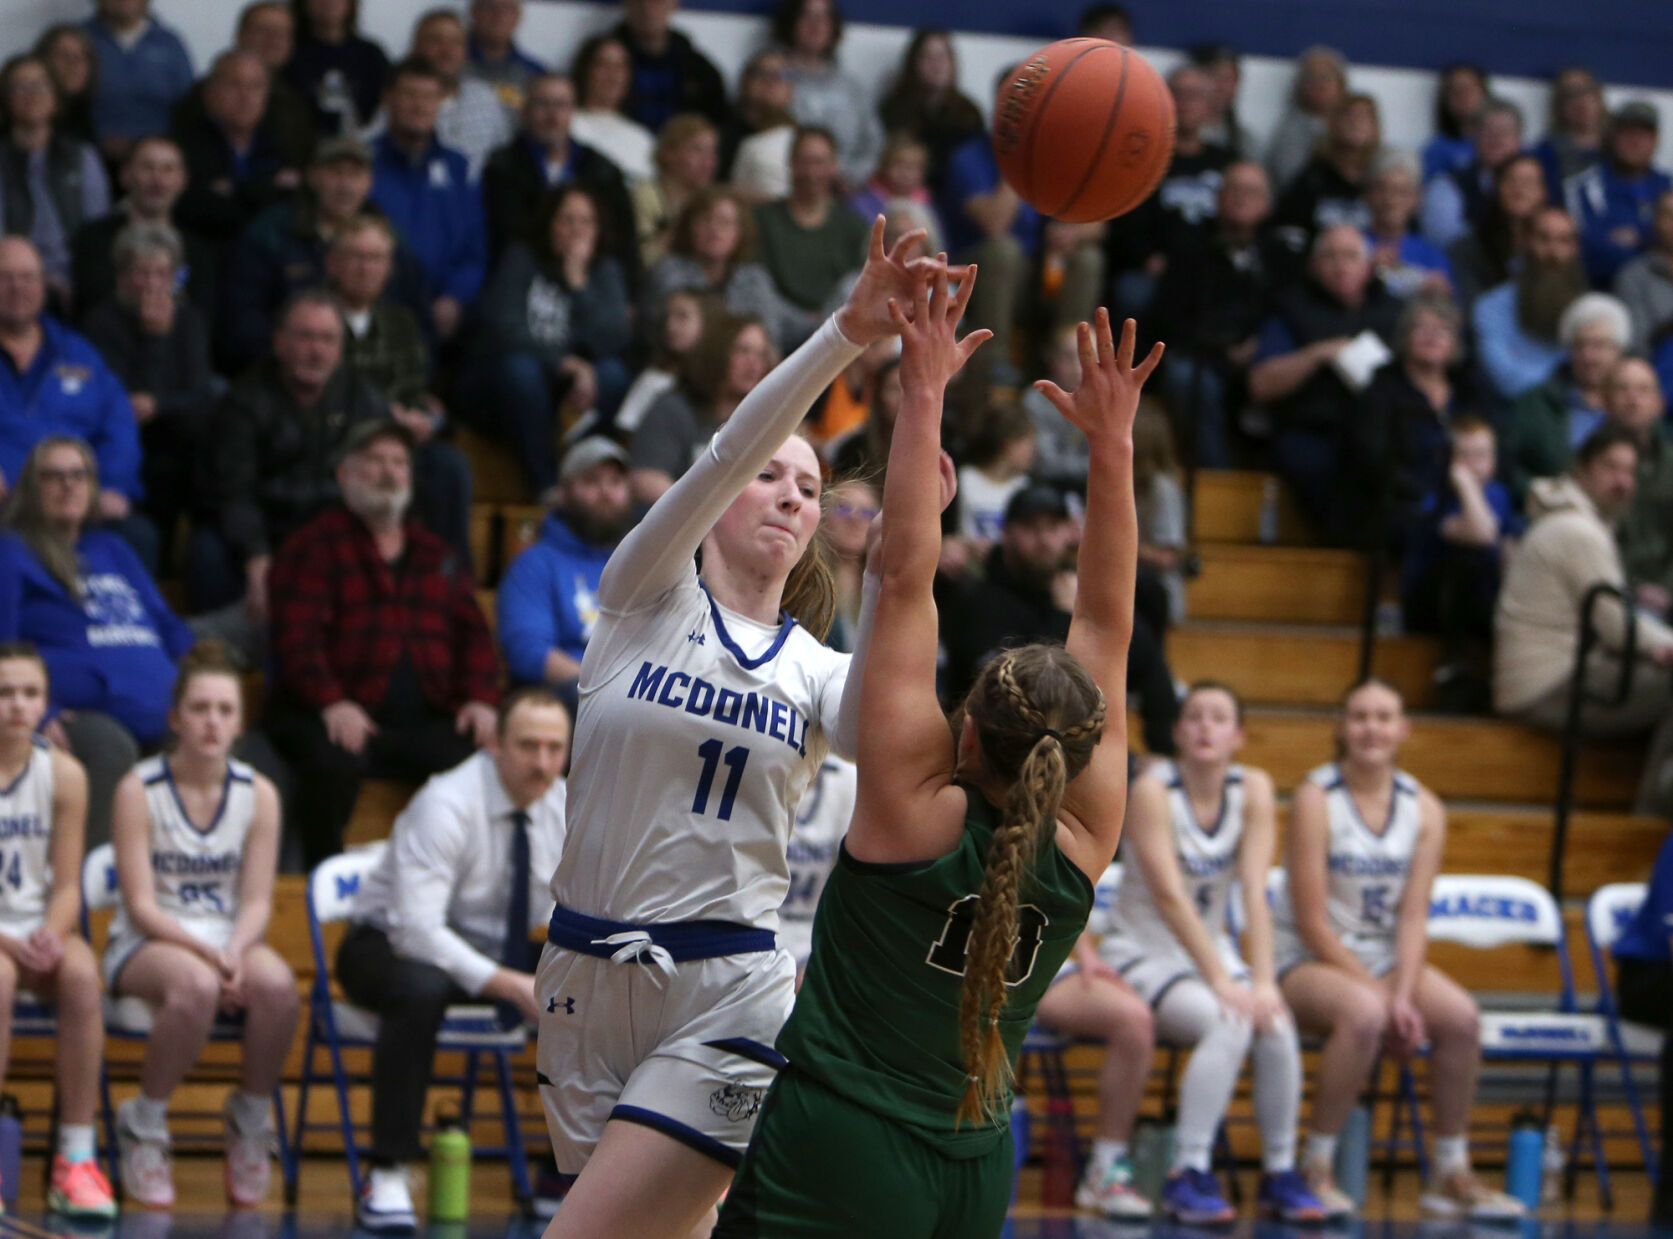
[693,740,750,821]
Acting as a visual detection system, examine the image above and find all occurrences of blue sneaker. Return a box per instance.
[1162,1168,1236,1225]
[1258,1168,1329,1223]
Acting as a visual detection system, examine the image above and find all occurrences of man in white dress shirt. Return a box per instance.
[335,686,570,1230]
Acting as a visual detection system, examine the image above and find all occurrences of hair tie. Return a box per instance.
[1038,728,1063,746]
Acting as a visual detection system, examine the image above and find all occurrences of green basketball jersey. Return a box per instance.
[776,785,1094,1157]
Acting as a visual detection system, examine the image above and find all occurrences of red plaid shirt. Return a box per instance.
[270,506,499,713]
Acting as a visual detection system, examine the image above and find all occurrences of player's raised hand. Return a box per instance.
[835,217,971,345]
[887,264,991,397]
[1033,310,1163,447]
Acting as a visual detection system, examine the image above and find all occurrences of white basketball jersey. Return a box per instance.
[110,755,257,943]
[779,756,856,964]
[1276,762,1422,946]
[550,572,849,927]
[0,741,57,929]
[1105,760,1248,964]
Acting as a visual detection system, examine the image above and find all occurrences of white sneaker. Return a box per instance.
[115,1098,174,1210]
[222,1096,273,1208]
[1419,1169,1526,1221]
[1300,1157,1358,1220]
[1074,1155,1153,1218]
[357,1165,417,1231]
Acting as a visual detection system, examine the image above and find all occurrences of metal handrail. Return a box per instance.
[1548,582,1639,905]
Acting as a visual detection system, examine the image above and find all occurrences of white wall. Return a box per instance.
[22,0,1673,166]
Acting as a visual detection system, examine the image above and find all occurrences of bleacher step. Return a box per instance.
[1169,621,1440,707]
[1186,545,1367,624]
[1199,707,1643,809]
[1192,470,1309,544]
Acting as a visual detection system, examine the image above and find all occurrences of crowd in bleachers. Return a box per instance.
[0,0,1662,857]
[0,0,1668,1222]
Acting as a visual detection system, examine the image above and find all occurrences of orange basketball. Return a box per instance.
[992,39,1177,224]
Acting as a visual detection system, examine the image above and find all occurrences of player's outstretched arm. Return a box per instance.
[848,267,990,861]
[1039,312,1161,866]
[596,219,948,615]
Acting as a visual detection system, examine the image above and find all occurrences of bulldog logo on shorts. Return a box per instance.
[709,1083,765,1122]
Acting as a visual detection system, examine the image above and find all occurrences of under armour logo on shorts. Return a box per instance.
[547,995,576,1015]
[709,1083,765,1122]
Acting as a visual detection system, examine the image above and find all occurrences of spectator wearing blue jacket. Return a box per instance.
[368,59,486,343]
[1566,103,1672,288]
[0,238,153,569]
[0,435,192,847]
[83,0,194,163]
[496,438,633,714]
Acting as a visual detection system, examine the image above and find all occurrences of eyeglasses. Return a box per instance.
[37,467,90,486]
[833,501,878,520]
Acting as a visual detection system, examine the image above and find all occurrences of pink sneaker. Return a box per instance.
[223,1097,273,1208]
[115,1099,174,1209]
[48,1155,117,1218]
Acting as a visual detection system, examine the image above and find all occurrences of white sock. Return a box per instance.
[227,1090,272,1134]
[126,1094,170,1139]
[1433,1134,1470,1178]
[57,1124,95,1164]
[1305,1131,1338,1169]
[1089,1137,1129,1172]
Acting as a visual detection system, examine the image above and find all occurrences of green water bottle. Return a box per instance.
[429,1113,471,1221]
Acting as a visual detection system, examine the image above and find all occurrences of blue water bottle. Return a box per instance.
[0,1094,22,1209]
[1505,1111,1544,1209]
[1333,1102,1371,1208]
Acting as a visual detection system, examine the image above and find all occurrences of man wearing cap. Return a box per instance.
[220,134,432,371]
[1566,101,1671,286]
[495,438,634,712]
[265,417,500,869]
[192,290,393,613]
[940,483,1181,754]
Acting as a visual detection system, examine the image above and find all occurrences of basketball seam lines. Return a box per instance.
[1022,40,1109,213]
[1045,45,1132,220]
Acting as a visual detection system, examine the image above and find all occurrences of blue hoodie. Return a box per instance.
[0,318,141,499]
[1565,160,1673,286]
[496,512,614,684]
[0,530,193,744]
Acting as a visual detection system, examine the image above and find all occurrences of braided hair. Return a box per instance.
[955,644,1106,1125]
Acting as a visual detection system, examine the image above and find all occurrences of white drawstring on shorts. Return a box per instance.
[591,931,677,984]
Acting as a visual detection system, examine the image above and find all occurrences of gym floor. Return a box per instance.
[0,1159,1661,1239]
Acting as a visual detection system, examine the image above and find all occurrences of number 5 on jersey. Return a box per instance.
[693,740,751,820]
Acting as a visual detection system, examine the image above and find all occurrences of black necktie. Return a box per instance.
[502,809,533,972]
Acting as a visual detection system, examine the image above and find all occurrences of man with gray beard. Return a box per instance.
[495,437,634,716]
[263,419,500,867]
[1473,204,1590,402]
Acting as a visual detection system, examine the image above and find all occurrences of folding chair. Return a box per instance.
[81,842,290,1199]
[285,844,532,1205]
[1387,874,1619,1202]
[1583,882,1662,1189]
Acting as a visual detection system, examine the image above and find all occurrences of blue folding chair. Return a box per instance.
[1387,874,1618,1201]
[1583,882,1662,1189]
[81,842,290,1199]
[285,845,533,1204]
